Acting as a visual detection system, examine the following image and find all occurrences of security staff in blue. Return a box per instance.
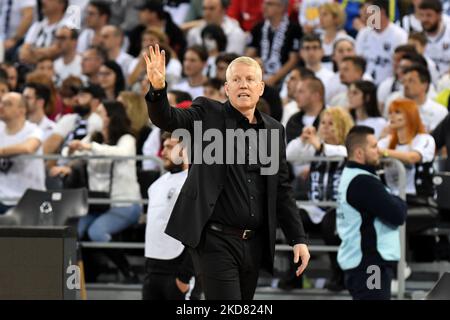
[336,126,407,300]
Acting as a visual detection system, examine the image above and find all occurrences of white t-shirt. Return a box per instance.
[54,54,83,86]
[142,127,161,171]
[378,133,435,195]
[355,23,408,84]
[419,98,448,132]
[321,31,351,71]
[54,112,103,139]
[0,121,45,205]
[145,170,188,260]
[24,17,69,48]
[76,28,94,53]
[36,116,56,141]
[0,0,36,40]
[302,114,317,127]
[281,100,299,128]
[356,117,387,139]
[315,66,335,88]
[425,22,450,76]
[116,51,134,78]
[172,80,204,100]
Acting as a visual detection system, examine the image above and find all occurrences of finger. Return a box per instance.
[293,249,300,264]
[161,49,166,71]
[149,45,156,62]
[155,43,160,57]
[142,51,150,66]
[296,255,310,276]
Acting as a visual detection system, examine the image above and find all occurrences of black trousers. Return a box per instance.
[142,259,186,300]
[190,228,265,300]
[344,264,395,300]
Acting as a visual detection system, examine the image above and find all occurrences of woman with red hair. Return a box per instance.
[377,99,436,199]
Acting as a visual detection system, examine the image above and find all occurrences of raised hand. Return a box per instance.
[142,44,166,90]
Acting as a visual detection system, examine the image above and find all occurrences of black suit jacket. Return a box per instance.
[146,87,306,273]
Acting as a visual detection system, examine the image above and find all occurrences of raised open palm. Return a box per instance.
[142,44,166,90]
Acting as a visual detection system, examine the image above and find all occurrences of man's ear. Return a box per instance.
[224,82,229,97]
[259,81,265,96]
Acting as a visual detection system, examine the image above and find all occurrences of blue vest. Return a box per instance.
[336,167,401,270]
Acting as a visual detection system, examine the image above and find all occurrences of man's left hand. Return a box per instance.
[293,243,310,276]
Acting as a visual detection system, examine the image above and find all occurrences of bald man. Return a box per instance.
[0,92,45,214]
[100,25,133,78]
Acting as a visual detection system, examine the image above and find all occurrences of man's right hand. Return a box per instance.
[142,44,166,90]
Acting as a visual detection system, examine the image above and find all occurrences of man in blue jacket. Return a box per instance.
[337,125,407,299]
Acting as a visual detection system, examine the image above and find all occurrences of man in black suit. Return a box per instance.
[143,45,310,300]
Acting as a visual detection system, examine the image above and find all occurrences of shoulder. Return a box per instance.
[412,133,435,145]
[378,135,391,148]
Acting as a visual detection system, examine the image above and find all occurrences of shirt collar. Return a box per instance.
[346,160,377,175]
[225,102,264,127]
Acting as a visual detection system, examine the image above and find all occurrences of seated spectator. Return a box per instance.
[286,76,325,143]
[128,1,186,59]
[77,1,111,53]
[117,91,152,160]
[172,45,208,99]
[347,80,387,139]
[355,0,407,84]
[246,0,302,87]
[337,125,407,300]
[19,0,69,65]
[52,101,141,282]
[299,34,335,91]
[402,64,447,132]
[201,24,227,78]
[399,0,425,32]
[407,31,440,86]
[378,99,436,200]
[285,106,354,291]
[53,27,83,86]
[100,25,134,78]
[98,60,126,100]
[377,45,417,113]
[23,82,56,141]
[81,45,107,85]
[43,84,104,160]
[0,0,35,62]
[329,56,366,107]
[226,0,263,32]
[280,67,315,127]
[318,2,350,71]
[0,92,45,214]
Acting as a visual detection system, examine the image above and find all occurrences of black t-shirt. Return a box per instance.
[248,20,303,73]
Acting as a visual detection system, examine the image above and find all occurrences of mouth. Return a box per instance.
[237,93,250,98]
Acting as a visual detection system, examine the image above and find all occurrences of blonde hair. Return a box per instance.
[320,106,354,145]
[319,2,346,29]
[143,27,169,45]
[118,91,149,136]
[225,56,262,82]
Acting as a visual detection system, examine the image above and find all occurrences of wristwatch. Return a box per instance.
[383,149,389,158]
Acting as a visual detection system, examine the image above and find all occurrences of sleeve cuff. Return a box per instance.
[145,83,167,102]
[290,236,307,246]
